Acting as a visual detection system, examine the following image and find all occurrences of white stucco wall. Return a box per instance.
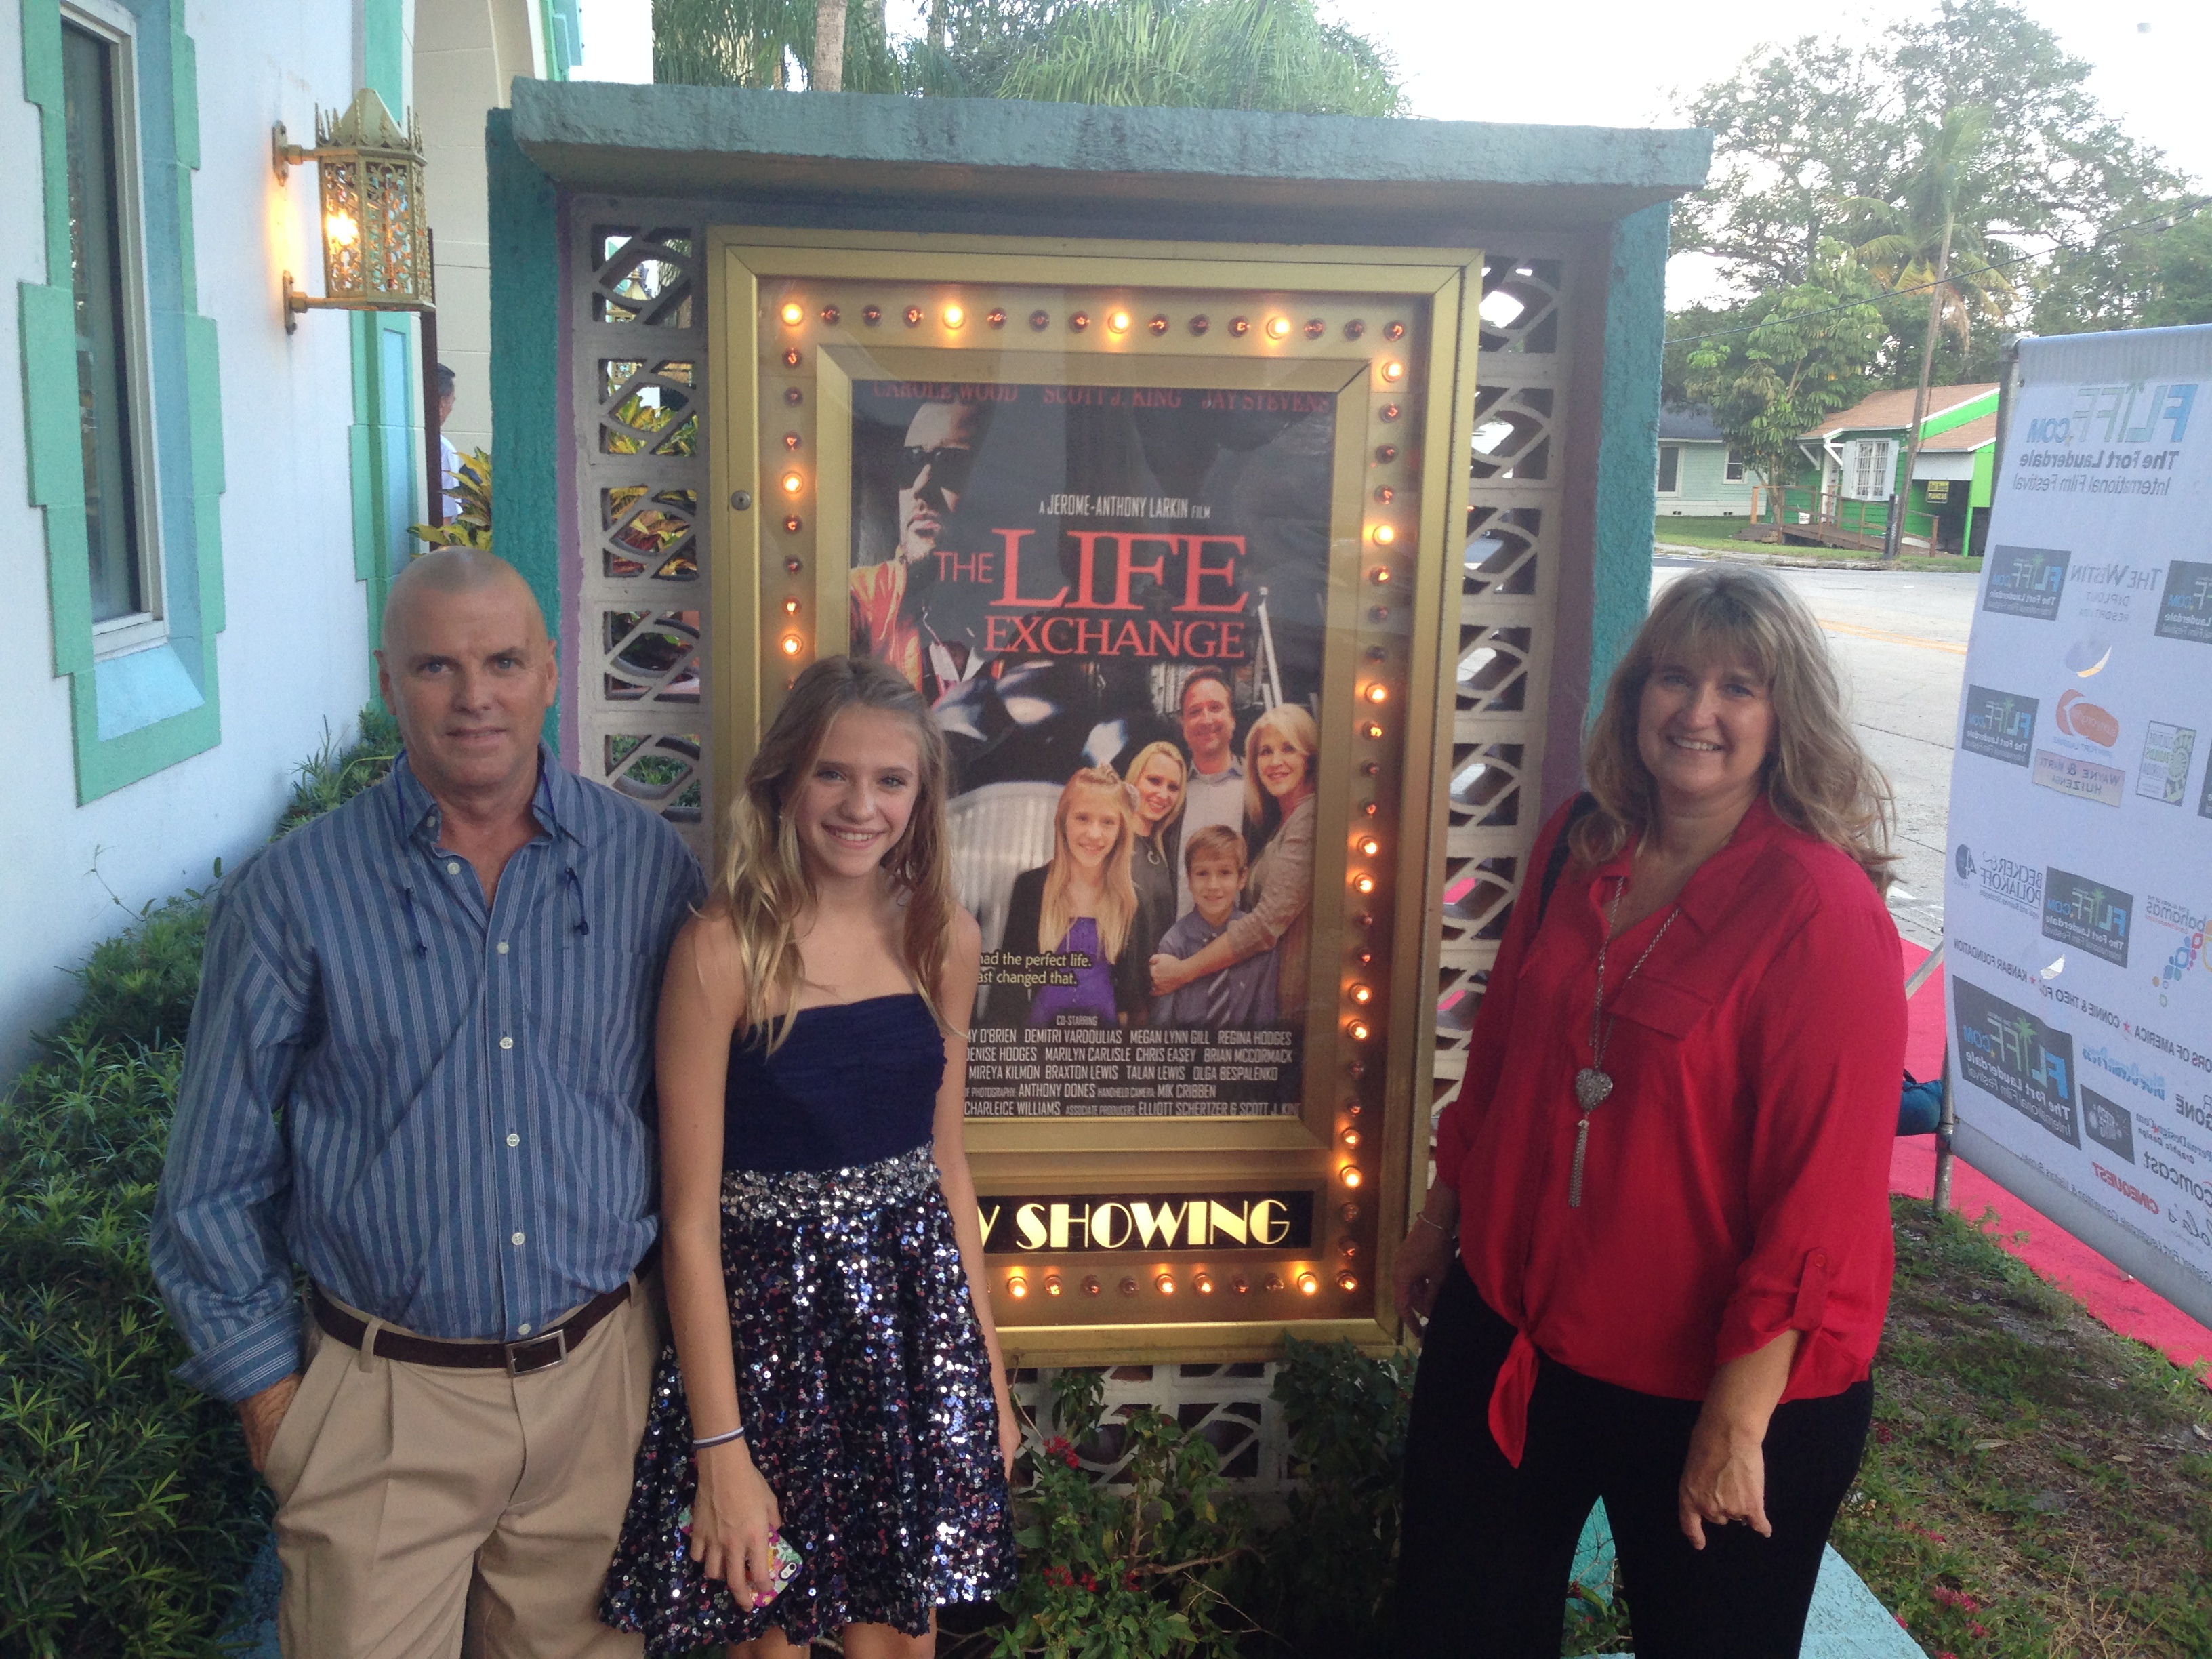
[0,0,374,1072]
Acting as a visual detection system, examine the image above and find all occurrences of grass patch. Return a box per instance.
[1654,516,1982,573]
[1832,1200,2212,1658]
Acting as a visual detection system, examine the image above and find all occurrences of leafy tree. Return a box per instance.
[2030,200,2212,335]
[1684,241,1885,514]
[657,0,1404,116]
[1678,0,2188,347]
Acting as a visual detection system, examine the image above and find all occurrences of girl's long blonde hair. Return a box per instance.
[1038,767,1139,961]
[1242,703,1319,840]
[1573,563,1896,890]
[1122,739,1189,836]
[718,655,958,1048]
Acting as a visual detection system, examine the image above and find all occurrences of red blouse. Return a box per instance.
[1433,796,1906,1465]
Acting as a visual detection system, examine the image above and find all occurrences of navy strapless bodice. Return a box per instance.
[724,992,945,1172]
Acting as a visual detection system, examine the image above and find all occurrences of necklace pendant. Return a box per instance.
[1568,1115,1591,1208]
[1573,1067,1614,1111]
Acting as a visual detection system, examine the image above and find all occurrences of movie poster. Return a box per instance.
[849,377,1336,1118]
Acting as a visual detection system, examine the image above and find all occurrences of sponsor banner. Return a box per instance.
[1948,327,2212,1324]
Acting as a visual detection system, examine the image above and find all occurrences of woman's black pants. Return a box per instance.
[1392,1262,1871,1658]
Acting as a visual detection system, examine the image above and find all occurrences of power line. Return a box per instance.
[1662,197,2212,348]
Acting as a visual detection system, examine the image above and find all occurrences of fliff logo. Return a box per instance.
[2042,868,2133,968]
[1984,547,2071,621]
[2022,382,2197,446]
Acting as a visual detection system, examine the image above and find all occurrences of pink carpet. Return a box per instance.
[1893,940,2212,1382]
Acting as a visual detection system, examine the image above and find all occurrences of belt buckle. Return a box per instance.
[506,1327,569,1376]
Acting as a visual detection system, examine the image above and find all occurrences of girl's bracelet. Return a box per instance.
[692,1426,747,1450]
[1412,1212,1452,1236]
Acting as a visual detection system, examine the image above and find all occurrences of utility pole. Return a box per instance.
[1887,205,1956,562]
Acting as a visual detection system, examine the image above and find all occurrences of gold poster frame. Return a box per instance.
[706,228,1481,1362]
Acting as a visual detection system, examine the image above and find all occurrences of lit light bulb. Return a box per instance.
[943,303,965,328]
[1193,1271,1215,1294]
[1341,1126,1362,1148]
[1266,316,1292,340]
[1008,1274,1029,1299]
[1337,1271,1359,1292]
[324,210,359,249]
[1149,314,1169,335]
[1357,836,1381,857]
[1347,1019,1372,1042]
[1372,525,1397,546]
[1363,722,1385,741]
[782,515,802,533]
[779,301,804,326]
[1229,316,1249,336]
[784,432,802,449]
[1044,1274,1064,1296]
[779,634,803,658]
[1155,1272,1176,1294]
[1349,983,1373,1005]
[1298,1271,1322,1296]
[1382,360,1406,382]
[783,597,801,615]
[904,306,924,326]
[1107,310,1132,333]
[1069,312,1091,331]
[1354,873,1377,895]
[782,472,804,495]
[1369,565,1393,584]
[1340,1165,1365,1189]
[1364,683,1389,705]
[783,349,802,368]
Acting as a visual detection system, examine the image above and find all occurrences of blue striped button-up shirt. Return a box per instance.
[152,750,703,1402]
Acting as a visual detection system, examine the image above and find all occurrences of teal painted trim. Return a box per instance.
[486,108,562,745]
[1589,202,1671,703]
[348,0,423,695]
[19,0,228,803]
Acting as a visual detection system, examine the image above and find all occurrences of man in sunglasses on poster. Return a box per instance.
[851,398,986,703]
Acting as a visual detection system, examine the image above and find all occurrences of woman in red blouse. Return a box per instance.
[1390,565,1906,1657]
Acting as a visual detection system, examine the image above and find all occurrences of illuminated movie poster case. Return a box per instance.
[707,230,1481,1361]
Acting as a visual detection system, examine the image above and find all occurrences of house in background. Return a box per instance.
[1,0,573,1073]
[1759,382,1997,555]
[1656,403,1756,516]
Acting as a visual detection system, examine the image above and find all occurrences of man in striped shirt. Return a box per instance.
[153,550,703,1658]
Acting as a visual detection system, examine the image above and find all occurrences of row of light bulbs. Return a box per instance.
[776,295,1410,354]
[1007,1266,1359,1298]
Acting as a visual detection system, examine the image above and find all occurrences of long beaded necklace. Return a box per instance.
[1568,877,1682,1208]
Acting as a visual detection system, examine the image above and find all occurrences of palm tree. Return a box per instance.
[653,0,893,91]
[1842,106,2005,558]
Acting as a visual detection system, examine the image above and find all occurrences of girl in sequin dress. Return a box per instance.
[601,656,1017,1658]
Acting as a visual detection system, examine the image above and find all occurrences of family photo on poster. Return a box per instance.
[847,377,1336,1117]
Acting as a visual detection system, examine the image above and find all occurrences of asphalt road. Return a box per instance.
[1652,556,1979,949]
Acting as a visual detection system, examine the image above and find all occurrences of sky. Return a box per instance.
[576,0,2211,307]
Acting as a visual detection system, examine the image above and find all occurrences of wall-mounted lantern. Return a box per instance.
[273,89,434,333]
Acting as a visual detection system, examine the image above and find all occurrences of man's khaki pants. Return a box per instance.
[264,1286,657,1659]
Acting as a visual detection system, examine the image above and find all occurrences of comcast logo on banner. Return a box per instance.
[1983,546,2070,621]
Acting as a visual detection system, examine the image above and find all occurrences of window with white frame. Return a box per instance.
[1724,446,1746,482]
[61,1,162,657]
[1843,437,1896,502]
[1656,443,1680,493]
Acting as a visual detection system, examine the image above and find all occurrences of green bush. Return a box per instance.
[0,1041,262,1658]
[1,706,398,1657]
[1231,1338,1414,1657]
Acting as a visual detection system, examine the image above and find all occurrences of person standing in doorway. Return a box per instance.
[436,362,462,522]
[152,548,703,1658]
[1171,667,1247,916]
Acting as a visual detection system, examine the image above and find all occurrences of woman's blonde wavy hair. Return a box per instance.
[1121,739,1189,837]
[1572,564,1896,891]
[717,655,959,1049]
[1038,768,1140,962]
[1242,703,1320,839]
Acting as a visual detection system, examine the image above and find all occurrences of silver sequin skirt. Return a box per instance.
[600,1143,1015,1653]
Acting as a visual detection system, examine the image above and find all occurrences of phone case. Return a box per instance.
[672,1510,805,1607]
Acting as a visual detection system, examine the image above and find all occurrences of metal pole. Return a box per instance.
[1933,1046,1957,1216]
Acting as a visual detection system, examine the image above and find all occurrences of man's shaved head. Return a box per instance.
[381,548,548,657]
[375,548,559,813]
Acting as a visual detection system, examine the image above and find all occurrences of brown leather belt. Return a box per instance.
[310,1276,634,1376]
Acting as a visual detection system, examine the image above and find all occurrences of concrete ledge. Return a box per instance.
[508,81,1710,232]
